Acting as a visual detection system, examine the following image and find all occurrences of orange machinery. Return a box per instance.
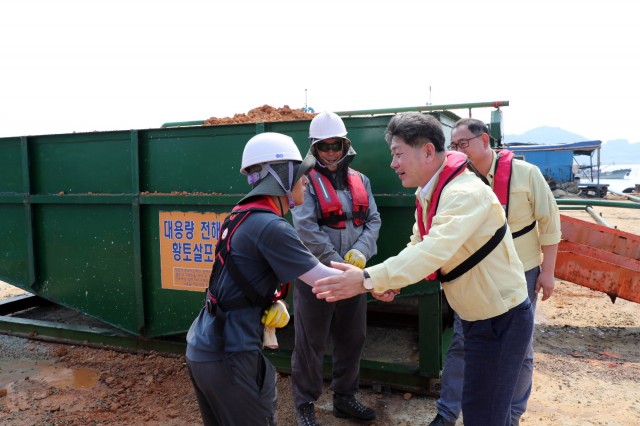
[556,214,640,304]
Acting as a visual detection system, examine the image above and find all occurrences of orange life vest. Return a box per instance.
[309,168,369,229]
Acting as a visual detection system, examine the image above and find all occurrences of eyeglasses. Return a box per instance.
[447,134,482,151]
[316,140,343,152]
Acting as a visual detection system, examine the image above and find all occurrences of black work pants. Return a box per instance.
[291,279,367,408]
[186,350,277,426]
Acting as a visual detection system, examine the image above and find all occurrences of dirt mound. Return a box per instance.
[1,341,201,426]
[203,105,316,125]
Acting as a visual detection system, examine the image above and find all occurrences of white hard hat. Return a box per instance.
[239,132,315,207]
[240,132,303,175]
[309,111,348,143]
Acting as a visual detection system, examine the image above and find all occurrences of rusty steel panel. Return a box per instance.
[559,214,640,259]
[556,242,640,303]
[556,215,640,304]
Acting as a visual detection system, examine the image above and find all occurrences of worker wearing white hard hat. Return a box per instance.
[185,132,348,426]
[308,111,353,169]
[239,131,316,209]
[291,112,382,425]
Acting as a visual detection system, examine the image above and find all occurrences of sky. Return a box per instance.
[2,0,639,144]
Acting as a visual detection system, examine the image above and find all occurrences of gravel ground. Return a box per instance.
[1,205,639,425]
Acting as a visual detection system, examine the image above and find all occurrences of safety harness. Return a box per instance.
[205,197,289,326]
[493,149,536,238]
[309,168,369,229]
[416,151,507,283]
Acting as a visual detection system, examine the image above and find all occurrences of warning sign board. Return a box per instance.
[159,211,229,291]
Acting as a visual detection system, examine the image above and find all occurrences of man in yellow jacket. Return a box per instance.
[429,118,561,426]
[314,112,533,426]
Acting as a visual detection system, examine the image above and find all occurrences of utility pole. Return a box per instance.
[303,89,314,113]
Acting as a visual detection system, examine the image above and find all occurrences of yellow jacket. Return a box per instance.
[487,151,562,271]
[368,161,528,321]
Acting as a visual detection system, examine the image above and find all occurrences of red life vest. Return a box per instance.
[492,149,514,213]
[415,152,509,282]
[416,151,469,280]
[493,150,536,239]
[309,168,369,229]
[233,196,280,215]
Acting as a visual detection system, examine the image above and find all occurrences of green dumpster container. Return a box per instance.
[1,102,517,391]
[1,111,461,338]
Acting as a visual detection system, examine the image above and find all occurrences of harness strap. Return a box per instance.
[225,252,273,309]
[438,220,508,283]
[512,220,536,239]
[205,205,288,321]
[317,211,367,227]
[466,162,490,185]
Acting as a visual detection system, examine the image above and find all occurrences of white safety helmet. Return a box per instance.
[240,132,302,175]
[308,111,352,168]
[239,132,315,207]
[309,111,349,144]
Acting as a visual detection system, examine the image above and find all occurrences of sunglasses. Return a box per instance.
[316,140,343,153]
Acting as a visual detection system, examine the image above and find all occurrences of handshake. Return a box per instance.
[343,249,399,300]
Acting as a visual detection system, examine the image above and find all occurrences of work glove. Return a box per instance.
[344,249,366,269]
[261,300,290,328]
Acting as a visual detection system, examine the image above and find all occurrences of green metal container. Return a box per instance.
[2,104,516,390]
[2,114,448,337]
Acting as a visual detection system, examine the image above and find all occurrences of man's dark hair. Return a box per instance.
[384,113,445,152]
[452,117,489,135]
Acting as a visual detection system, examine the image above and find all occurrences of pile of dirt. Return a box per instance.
[203,105,316,126]
[0,342,201,426]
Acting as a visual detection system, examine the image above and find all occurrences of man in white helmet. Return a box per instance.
[185,132,348,426]
[291,112,381,425]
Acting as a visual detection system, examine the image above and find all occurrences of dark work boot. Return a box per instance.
[295,402,317,426]
[428,413,456,426]
[332,393,377,422]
